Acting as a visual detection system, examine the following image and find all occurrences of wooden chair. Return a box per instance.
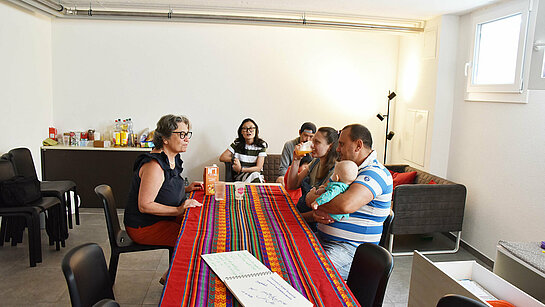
[94,184,173,284]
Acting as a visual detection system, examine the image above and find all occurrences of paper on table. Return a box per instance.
[201,250,269,281]
[201,251,313,307]
[225,272,313,307]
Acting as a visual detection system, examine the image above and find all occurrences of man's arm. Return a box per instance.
[278,141,293,177]
[312,183,374,215]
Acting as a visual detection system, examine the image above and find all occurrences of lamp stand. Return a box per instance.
[384,92,392,163]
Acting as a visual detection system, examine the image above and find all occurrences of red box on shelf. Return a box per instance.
[49,127,57,139]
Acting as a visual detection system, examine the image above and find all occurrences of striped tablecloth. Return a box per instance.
[160,184,359,306]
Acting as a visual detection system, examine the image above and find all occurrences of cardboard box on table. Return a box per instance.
[203,165,219,196]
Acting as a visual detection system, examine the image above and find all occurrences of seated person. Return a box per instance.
[310,160,358,221]
[283,155,312,204]
[123,114,203,284]
[305,124,392,280]
[285,126,338,214]
[219,118,267,183]
[277,122,316,184]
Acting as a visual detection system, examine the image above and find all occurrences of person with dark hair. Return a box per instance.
[123,114,203,284]
[277,122,317,184]
[285,126,338,220]
[219,118,268,183]
[306,123,393,280]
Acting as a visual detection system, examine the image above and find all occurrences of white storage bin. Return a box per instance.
[408,251,544,307]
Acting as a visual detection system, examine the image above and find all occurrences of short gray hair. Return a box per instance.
[153,114,191,149]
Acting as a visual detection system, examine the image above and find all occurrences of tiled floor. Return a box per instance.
[0,208,488,306]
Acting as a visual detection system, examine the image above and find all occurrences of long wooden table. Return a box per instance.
[160,184,359,306]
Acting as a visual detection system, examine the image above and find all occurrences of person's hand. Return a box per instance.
[312,209,334,224]
[305,187,320,207]
[185,182,203,193]
[178,199,202,215]
[316,186,326,195]
[276,176,285,186]
[232,158,242,173]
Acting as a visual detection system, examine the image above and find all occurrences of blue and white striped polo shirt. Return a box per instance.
[317,150,393,246]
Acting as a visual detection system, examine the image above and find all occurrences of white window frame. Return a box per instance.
[466,0,531,100]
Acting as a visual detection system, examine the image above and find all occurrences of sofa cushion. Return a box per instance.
[389,170,417,189]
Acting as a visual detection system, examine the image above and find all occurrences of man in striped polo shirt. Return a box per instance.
[306,124,393,279]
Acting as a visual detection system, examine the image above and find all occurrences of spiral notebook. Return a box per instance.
[201,250,313,307]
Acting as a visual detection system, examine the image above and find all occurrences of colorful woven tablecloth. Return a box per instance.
[160,184,359,306]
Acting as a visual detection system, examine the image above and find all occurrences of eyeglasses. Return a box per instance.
[241,127,256,132]
[172,131,192,139]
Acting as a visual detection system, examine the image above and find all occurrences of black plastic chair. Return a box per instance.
[0,160,61,266]
[436,294,488,307]
[7,147,79,232]
[224,162,235,182]
[346,243,394,307]
[379,210,394,249]
[62,243,119,307]
[94,184,173,284]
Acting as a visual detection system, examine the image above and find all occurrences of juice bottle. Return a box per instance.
[121,119,128,147]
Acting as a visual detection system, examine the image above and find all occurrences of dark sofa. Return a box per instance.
[385,164,467,256]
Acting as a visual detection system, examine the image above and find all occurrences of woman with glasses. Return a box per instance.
[219,118,267,183]
[123,114,203,284]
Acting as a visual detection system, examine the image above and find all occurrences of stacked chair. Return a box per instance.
[2,147,80,245]
[0,159,62,266]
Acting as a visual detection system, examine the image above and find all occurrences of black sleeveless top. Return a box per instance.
[123,152,186,228]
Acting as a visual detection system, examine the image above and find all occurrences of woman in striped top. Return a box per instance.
[219,118,268,183]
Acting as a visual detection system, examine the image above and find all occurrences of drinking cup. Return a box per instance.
[214,181,226,201]
[234,181,245,201]
[296,141,313,156]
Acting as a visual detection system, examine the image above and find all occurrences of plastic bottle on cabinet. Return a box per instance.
[121,119,128,147]
[127,118,134,147]
[113,119,121,147]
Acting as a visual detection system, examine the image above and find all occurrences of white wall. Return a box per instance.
[0,1,52,178]
[51,19,400,180]
[390,15,458,177]
[448,6,545,258]
[390,17,439,172]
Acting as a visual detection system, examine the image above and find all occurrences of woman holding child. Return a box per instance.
[285,127,338,220]
[219,118,268,183]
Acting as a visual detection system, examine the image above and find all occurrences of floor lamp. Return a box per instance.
[377,91,396,164]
